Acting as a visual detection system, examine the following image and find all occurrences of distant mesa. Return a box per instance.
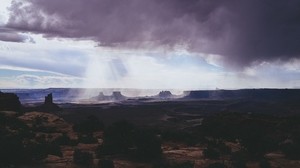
[97,92,105,99]
[0,91,21,112]
[158,91,173,99]
[92,91,126,101]
[184,90,210,99]
[112,91,126,100]
[183,89,300,101]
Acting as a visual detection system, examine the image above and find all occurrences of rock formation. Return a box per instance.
[39,93,61,112]
[92,91,126,101]
[0,91,21,111]
[94,92,107,101]
[112,91,126,100]
[158,91,173,99]
[45,93,54,104]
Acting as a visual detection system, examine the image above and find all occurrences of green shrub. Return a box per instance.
[98,159,114,168]
[208,162,227,168]
[26,142,62,160]
[207,139,231,155]
[259,158,271,168]
[0,135,31,166]
[99,121,135,155]
[161,130,200,145]
[203,147,220,159]
[97,121,162,161]
[0,115,33,166]
[172,161,194,168]
[281,142,300,160]
[231,150,247,168]
[73,115,104,134]
[73,149,93,166]
[133,129,162,161]
[53,133,77,146]
[78,133,98,144]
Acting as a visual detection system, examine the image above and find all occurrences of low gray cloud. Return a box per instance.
[0,27,34,43]
[6,0,300,67]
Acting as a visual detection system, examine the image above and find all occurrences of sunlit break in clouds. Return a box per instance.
[0,0,300,89]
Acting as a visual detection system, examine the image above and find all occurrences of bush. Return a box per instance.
[154,161,194,168]
[97,121,162,161]
[207,139,231,155]
[231,150,247,168]
[47,143,63,157]
[281,142,300,160]
[53,133,78,146]
[73,149,93,166]
[78,133,98,144]
[99,121,135,155]
[161,130,200,145]
[73,115,104,134]
[172,161,194,168]
[0,135,31,166]
[259,158,271,168]
[208,162,227,168]
[26,142,63,160]
[133,129,162,160]
[98,159,114,168]
[203,147,220,159]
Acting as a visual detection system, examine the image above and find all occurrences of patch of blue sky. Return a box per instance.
[47,49,88,63]
[147,52,222,72]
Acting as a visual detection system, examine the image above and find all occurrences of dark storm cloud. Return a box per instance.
[6,0,300,67]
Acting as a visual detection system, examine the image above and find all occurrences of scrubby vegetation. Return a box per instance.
[3,94,300,168]
[207,162,227,168]
[97,121,162,161]
[73,115,104,133]
[196,113,300,166]
[73,149,93,166]
[153,161,194,168]
[98,159,114,168]
[0,113,63,167]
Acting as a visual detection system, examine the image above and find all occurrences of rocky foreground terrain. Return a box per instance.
[2,110,300,168]
[2,91,300,168]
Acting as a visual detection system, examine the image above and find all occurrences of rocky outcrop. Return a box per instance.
[18,111,71,134]
[38,93,61,112]
[0,91,21,111]
[45,93,54,104]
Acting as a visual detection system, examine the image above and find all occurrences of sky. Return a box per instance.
[0,0,300,89]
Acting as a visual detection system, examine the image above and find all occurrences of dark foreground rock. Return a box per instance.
[0,91,21,111]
